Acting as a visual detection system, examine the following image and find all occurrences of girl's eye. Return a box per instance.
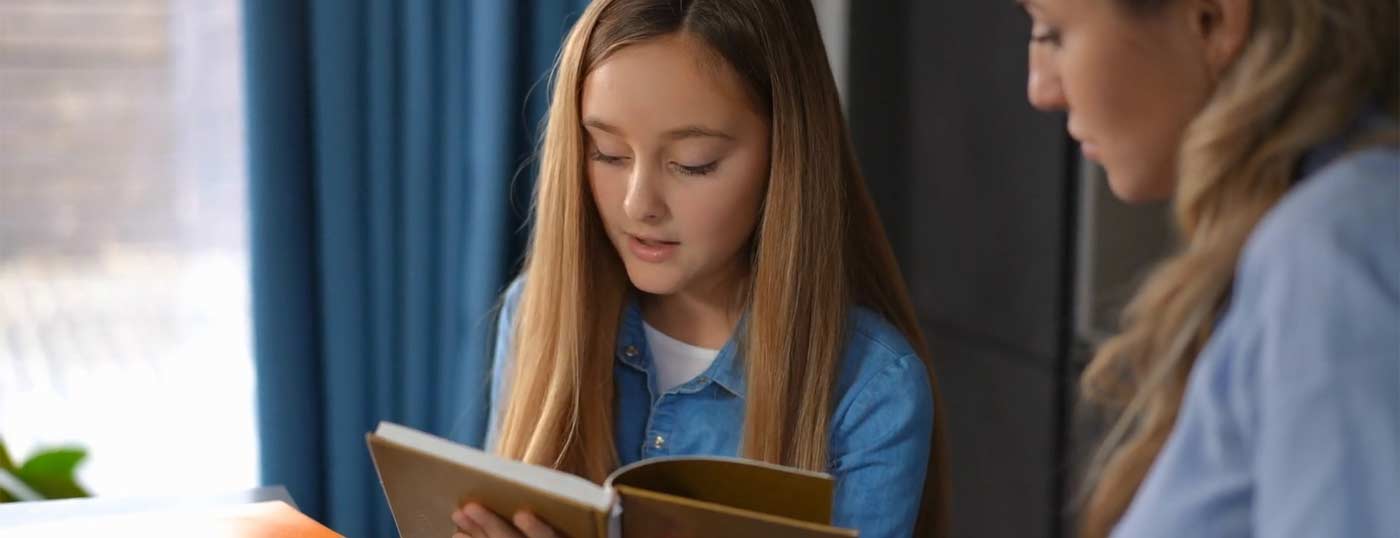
[589,149,628,165]
[672,161,719,177]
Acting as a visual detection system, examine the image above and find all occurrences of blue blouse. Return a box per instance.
[1112,141,1400,536]
[485,278,935,538]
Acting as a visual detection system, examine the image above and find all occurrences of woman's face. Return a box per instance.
[582,33,770,298]
[1023,0,1234,202]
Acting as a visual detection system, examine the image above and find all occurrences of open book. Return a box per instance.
[367,422,858,538]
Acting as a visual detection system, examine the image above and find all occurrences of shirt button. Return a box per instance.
[653,435,665,449]
[624,345,639,357]
[697,376,709,384]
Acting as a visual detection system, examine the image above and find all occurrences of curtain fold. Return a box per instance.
[242,1,589,535]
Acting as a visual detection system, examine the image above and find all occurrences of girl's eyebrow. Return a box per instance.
[582,118,623,136]
[664,125,734,141]
[583,118,733,141]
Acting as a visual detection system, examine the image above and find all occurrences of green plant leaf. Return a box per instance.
[17,447,90,500]
[0,470,12,503]
[0,438,15,472]
[0,438,17,501]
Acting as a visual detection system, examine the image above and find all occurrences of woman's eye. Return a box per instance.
[589,149,628,165]
[1030,26,1061,47]
[672,161,718,177]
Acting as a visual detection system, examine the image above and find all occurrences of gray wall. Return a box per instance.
[846,3,1176,536]
[848,3,1077,537]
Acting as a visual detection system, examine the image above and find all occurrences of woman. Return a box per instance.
[1022,0,1398,535]
[452,0,949,536]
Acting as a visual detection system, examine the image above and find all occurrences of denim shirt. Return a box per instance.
[485,279,935,538]
[1112,128,1400,535]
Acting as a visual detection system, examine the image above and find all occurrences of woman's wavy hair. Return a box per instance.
[1079,0,1398,536]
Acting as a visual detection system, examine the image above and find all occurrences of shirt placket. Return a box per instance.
[624,342,671,457]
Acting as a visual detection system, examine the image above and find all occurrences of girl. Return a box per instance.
[1021,0,1399,536]
[452,1,948,537]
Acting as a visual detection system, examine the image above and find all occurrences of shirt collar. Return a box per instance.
[1297,103,1395,180]
[615,292,747,396]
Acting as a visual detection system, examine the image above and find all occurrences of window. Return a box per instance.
[0,0,257,497]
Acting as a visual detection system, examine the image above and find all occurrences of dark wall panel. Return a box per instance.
[932,336,1060,538]
[849,2,1079,537]
[903,1,1073,363]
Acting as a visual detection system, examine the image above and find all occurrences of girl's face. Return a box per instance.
[1023,0,1236,202]
[582,33,770,298]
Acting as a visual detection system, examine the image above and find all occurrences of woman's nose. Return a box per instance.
[1027,49,1066,111]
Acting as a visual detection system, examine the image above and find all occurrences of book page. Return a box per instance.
[613,486,857,538]
[374,422,610,511]
[369,423,610,538]
[606,455,836,523]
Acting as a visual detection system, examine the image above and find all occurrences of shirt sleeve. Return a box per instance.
[1113,151,1400,538]
[827,353,935,538]
[483,277,525,451]
[1246,207,1400,538]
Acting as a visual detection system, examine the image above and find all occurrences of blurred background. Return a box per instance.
[0,1,1171,536]
[0,0,254,499]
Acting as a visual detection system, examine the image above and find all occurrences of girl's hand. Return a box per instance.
[451,502,560,538]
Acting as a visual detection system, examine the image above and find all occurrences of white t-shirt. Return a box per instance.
[642,321,720,393]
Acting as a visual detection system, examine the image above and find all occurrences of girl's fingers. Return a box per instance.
[463,503,526,538]
[452,507,477,533]
[513,510,559,538]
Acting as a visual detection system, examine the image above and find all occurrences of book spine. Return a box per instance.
[602,485,622,538]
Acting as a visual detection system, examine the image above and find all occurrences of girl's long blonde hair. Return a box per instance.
[1080,1,1399,536]
[493,0,950,535]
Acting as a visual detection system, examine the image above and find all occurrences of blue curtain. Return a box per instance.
[242,1,589,535]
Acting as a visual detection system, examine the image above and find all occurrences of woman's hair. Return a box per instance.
[1079,0,1399,536]
[492,0,949,535]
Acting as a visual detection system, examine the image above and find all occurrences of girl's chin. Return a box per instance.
[624,265,685,296]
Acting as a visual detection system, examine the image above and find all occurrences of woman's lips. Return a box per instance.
[1079,141,1101,162]
[627,234,679,263]
[1068,124,1099,162]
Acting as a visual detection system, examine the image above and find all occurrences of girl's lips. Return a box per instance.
[627,234,678,263]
